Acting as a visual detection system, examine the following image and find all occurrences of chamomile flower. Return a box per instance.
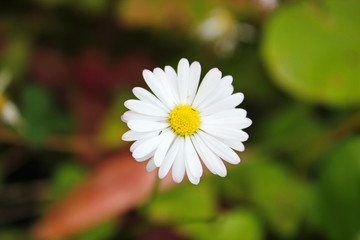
[197,9,255,57]
[0,71,22,129]
[122,58,252,185]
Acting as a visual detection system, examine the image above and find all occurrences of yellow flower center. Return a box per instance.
[169,105,201,136]
[0,95,6,110]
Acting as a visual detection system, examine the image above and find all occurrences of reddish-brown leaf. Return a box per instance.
[32,150,173,239]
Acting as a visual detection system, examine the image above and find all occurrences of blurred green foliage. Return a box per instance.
[50,161,88,199]
[263,0,360,106]
[0,33,31,79]
[0,0,359,239]
[316,137,360,240]
[98,92,133,149]
[178,209,264,240]
[21,84,73,147]
[0,229,28,240]
[70,220,118,240]
[146,181,217,222]
[33,0,108,14]
[222,154,310,238]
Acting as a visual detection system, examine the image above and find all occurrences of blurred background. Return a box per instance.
[0,0,360,239]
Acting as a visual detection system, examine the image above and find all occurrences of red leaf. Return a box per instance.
[32,150,173,239]
[73,49,112,95]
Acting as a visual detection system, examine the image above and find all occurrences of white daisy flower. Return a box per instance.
[121,58,252,185]
[0,71,22,128]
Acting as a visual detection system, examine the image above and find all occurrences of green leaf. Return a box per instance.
[216,209,263,240]
[34,0,107,13]
[263,0,360,106]
[117,0,220,29]
[0,33,31,78]
[97,92,132,149]
[33,0,68,7]
[50,161,88,199]
[256,105,325,160]
[21,84,72,147]
[219,47,279,105]
[21,85,54,146]
[0,228,28,240]
[249,163,309,237]
[224,154,311,238]
[316,137,360,240]
[70,220,117,240]
[145,181,217,223]
[178,209,263,240]
[73,0,107,14]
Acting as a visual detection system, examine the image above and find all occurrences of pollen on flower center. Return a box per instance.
[169,105,201,136]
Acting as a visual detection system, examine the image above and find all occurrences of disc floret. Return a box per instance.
[169,105,201,136]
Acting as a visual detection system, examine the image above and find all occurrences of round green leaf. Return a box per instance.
[316,137,360,240]
[263,0,360,106]
[216,210,263,240]
[177,209,263,240]
[145,181,217,223]
[224,155,312,238]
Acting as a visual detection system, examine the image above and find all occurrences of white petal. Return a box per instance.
[121,130,153,141]
[132,134,163,159]
[164,66,180,104]
[158,137,181,179]
[130,131,159,152]
[124,100,168,117]
[224,85,234,97]
[220,118,252,129]
[122,130,144,141]
[198,131,240,164]
[218,76,235,100]
[201,124,249,141]
[146,157,157,172]
[202,116,247,125]
[121,111,166,123]
[153,129,176,167]
[187,172,200,185]
[133,87,168,111]
[206,108,247,118]
[200,93,244,115]
[197,75,233,110]
[153,68,177,108]
[187,61,201,104]
[202,115,249,125]
[191,134,227,177]
[130,140,141,152]
[135,151,155,162]
[143,70,172,108]
[172,137,186,183]
[242,118,252,129]
[1,101,21,126]
[202,117,252,130]
[218,138,245,152]
[128,120,168,132]
[184,136,203,178]
[202,109,247,120]
[192,68,222,108]
[222,75,233,84]
[177,58,190,104]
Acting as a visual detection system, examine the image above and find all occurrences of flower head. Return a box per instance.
[122,58,252,185]
[0,71,22,129]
